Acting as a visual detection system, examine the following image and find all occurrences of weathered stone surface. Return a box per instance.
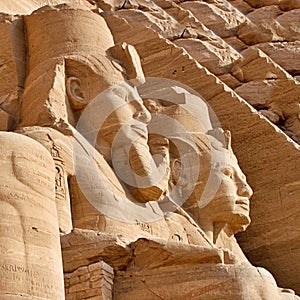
[0,1,300,298]
[234,79,300,143]
[279,0,300,10]
[115,7,185,40]
[228,0,254,14]
[18,126,74,233]
[61,229,132,273]
[180,0,248,38]
[235,79,300,108]
[0,0,94,14]
[65,260,114,299]
[100,8,299,292]
[0,132,64,299]
[259,109,280,124]
[104,11,300,294]
[245,0,300,9]
[113,239,281,300]
[218,73,242,89]
[258,42,300,75]
[111,27,299,292]
[0,108,9,130]
[174,38,241,75]
[0,17,25,128]
[241,6,300,43]
[231,47,292,82]
[0,20,19,96]
[223,35,248,51]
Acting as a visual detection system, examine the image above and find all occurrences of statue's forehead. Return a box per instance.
[211,148,239,170]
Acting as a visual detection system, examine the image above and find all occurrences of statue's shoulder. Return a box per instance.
[16,126,74,172]
[0,130,54,165]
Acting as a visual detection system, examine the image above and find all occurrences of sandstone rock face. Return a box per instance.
[0,16,25,129]
[0,0,299,299]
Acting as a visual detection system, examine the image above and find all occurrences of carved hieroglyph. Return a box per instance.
[0,1,300,299]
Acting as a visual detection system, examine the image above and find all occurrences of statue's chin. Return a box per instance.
[227,213,251,234]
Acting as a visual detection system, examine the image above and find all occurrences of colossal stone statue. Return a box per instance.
[1,3,158,299]
[18,4,162,237]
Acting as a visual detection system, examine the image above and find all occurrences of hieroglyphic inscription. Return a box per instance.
[135,220,152,233]
[0,263,61,298]
[55,165,65,195]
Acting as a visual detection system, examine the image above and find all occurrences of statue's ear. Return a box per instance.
[171,159,181,185]
[66,77,87,110]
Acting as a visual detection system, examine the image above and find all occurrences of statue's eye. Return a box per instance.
[111,87,128,102]
[143,99,159,112]
[222,167,234,179]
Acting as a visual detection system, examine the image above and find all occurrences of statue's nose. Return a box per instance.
[237,178,253,199]
[134,102,151,124]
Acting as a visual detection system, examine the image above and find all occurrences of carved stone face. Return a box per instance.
[93,83,151,163]
[202,148,253,233]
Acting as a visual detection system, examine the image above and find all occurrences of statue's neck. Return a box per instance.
[197,217,226,245]
[187,207,229,245]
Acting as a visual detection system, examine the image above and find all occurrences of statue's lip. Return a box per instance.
[235,198,250,209]
[151,146,168,156]
[131,125,148,137]
[149,137,169,155]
